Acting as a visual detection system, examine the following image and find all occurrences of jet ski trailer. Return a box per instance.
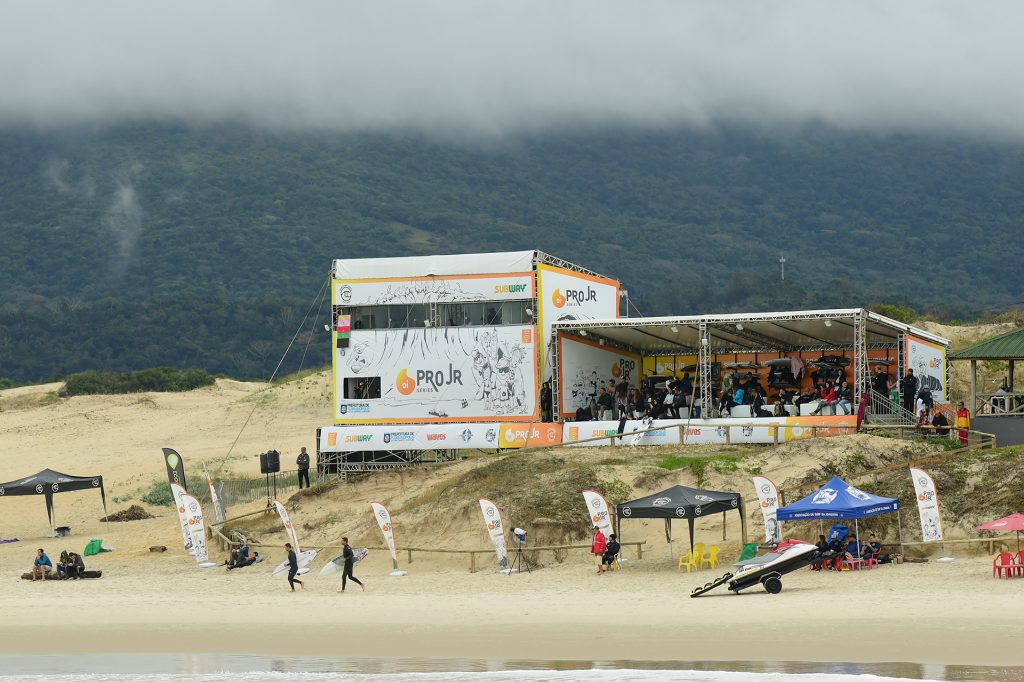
[690,542,822,597]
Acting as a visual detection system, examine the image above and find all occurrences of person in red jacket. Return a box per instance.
[812,381,838,415]
[591,526,607,574]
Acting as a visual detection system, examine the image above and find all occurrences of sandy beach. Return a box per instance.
[2,377,1023,666]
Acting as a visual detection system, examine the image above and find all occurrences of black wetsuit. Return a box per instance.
[342,545,363,591]
[287,549,302,590]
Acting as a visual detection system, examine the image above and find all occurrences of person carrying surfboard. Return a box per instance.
[285,543,303,592]
[337,537,365,593]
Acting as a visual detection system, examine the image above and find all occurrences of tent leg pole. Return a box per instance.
[722,511,726,541]
[898,511,905,555]
[738,497,748,546]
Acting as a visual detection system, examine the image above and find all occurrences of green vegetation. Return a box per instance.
[4,123,1024,382]
[59,367,215,397]
[657,453,743,487]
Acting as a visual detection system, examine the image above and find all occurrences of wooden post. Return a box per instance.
[407,548,413,564]
[722,511,727,541]
[811,426,818,438]
[469,552,477,572]
[772,425,779,444]
[725,426,731,445]
[971,360,978,417]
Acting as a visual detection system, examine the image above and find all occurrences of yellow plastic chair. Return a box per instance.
[693,542,706,568]
[677,549,698,573]
[702,545,720,569]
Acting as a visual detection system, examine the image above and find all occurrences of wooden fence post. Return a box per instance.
[407,548,413,564]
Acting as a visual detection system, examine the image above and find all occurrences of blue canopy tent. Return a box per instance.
[776,476,903,552]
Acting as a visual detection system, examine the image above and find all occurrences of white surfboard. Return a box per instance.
[272,549,318,578]
[319,547,369,576]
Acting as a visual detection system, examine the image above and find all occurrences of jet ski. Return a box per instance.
[690,541,825,597]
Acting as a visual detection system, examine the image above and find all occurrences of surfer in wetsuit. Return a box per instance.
[285,542,303,591]
[338,536,364,593]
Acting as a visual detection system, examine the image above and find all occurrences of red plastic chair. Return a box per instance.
[1015,550,1024,577]
[993,552,1015,579]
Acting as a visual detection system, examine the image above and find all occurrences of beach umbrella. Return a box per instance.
[976,513,1024,551]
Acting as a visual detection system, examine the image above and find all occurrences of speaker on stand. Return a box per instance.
[260,450,281,506]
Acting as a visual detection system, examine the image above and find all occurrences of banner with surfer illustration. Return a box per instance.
[910,467,943,542]
[334,325,538,424]
[370,502,398,569]
[478,498,508,568]
[582,490,613,538]
[752,476,782,544]
[537,264,620,382]
[905,335,947,400]
[204,464,225,524]
[556,332,640,419]
[274,500,301,551]
[169,482,194,554]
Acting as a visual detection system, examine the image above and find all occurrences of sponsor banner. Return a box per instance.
[180,491,208,563]
[336,325,538,423]
[910,467,943,542]
[556,332,640,418]
[582,490,613,538]
[478,498,508,568]
[370,502,399,567]
[563,416,857,446]
[752,476,782,544]
[333,273,535,307]
[162,447,187,492]
[203,464,225,524]
[537,264,619,382]
[169,482,194,555]
[906,335,947,400]
[497,422,563,448]
[274,500,301,552]
[320,423,504,451]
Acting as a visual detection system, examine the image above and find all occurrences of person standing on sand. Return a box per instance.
[285,543,303,592]
[337,537,364,593]
[296,447,311,489]
[591,525,607,574]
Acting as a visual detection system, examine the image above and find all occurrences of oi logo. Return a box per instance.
[396,369,416,395]
[551,288,567,308]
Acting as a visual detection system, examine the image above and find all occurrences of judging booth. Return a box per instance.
[616,484,747,551]
[0,468,108,533]
[776,476,902,552]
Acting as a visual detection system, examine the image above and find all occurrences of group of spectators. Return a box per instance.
[29,548,85,580]
[574,374,697,422]
[812,532,889,571]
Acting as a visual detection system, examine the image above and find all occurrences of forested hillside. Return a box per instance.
[2,123,1023,382]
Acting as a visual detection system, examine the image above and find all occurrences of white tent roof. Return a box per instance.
[553,308,949,354]
[334,251,536,279]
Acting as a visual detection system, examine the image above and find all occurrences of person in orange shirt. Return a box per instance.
[955,401,970,445]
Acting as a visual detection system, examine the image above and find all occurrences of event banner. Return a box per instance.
[180,491,209,563]
[169,482,194,555]
[537,264,619,381]
[335,325,538,423]
[203,464,225,524]
[582,490,613,539]
[906,335,947,400]
[319,422,562,452]
[563,416,857,447]
[910,467,943,542]
[478,498,508,568]
[333,273,535,307]
[556,332,640,419]
[752,476,782,544]
[162,447,187,492]
[274,500,301,552]
[370,502,399,569]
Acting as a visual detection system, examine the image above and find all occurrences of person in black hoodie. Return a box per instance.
[285,543,303,591]
[296,447,311,489]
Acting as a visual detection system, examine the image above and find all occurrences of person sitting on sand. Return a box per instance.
[66,551,85,579]
[32,548,52,581]
[56,550,71,578]
[227,551,260,570]
[599,533,620,574]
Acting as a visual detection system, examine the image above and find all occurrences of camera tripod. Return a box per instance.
[508,541,532,574]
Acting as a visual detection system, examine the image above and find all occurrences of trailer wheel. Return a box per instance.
[762,576,782,594]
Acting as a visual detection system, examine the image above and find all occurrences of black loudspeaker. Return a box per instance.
[260,451,281,474]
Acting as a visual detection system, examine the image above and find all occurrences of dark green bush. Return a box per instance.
[60,367,216,397]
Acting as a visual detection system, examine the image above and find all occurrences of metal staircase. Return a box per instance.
[864,389,916,426]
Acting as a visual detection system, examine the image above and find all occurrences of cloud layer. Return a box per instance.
[3,1,1023,136]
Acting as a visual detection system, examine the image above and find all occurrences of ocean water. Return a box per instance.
[1,656,1023,682]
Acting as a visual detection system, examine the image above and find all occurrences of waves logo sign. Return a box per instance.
[552,286,597,309]
[397,366,462,395]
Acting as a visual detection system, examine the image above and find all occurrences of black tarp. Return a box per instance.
[616,484,744,551]
[0,468,107,528]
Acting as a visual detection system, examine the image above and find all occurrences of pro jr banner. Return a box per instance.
[179,491,209,563]
[370,502,399,569]
[906,335,947,400]
[910,467,943,542]
[274,500,301,552]
[478,498,508,568]
[537,263,620,381]
[752,476,782,544]
[204,464,225,524]
[170,482,194,554]
[557,332,640,419]
[582,490,613,539]
[162,447,187,492]
[335,325,538,423]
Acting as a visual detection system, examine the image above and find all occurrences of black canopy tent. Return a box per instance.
[0,469,107,530]
[615,484,747,551]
